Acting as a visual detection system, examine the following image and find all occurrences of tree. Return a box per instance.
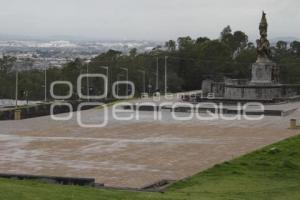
[233,31,248,50]
[129,48,137,57]
[106,49,122,57]
[0,55,16,73]
[198,40,231,60]
[167,71,184,92]
[234,48,257,78]
[61,58,83,98]
[165,40,176,52]
[276,41,288,50]
[220,26,233,44]
[221,27,248,52]
[195,37,210,45]
[290,41,300,54]
[247,42,255,49]
[177,36,194,50]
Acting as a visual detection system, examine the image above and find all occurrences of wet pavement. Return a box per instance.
[0,97,300,188]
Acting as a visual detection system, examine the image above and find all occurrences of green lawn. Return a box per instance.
[1,135,300,200]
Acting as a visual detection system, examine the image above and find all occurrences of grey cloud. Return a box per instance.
[0,0,299,41]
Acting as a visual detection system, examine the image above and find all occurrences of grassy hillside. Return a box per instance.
[0,135,300,200]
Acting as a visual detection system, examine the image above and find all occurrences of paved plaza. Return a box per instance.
[0,97,300,188]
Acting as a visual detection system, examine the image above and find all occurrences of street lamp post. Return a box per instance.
[116,74,124,96]
[120,67,128,95]
[164,56,168,95]
[86,63,89,101]
[44,60,48,102]
[84,60,91,101]
[148,76,152,95]
[138,70,146,94]
[156,57,159,91]
[100,66,109,99]
[15,70,18,108]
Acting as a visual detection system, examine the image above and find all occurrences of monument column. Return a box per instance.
[250,12,279,85]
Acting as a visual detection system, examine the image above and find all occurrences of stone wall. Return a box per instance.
[224,86,281,99]
[224,85,300,100]
[201,79,225,97]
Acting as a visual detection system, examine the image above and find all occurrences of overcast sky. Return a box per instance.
[0,0,299,41]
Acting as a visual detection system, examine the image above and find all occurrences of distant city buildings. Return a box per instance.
[0,40,162,70]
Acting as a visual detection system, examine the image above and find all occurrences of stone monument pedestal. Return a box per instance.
[250,59,279,85]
